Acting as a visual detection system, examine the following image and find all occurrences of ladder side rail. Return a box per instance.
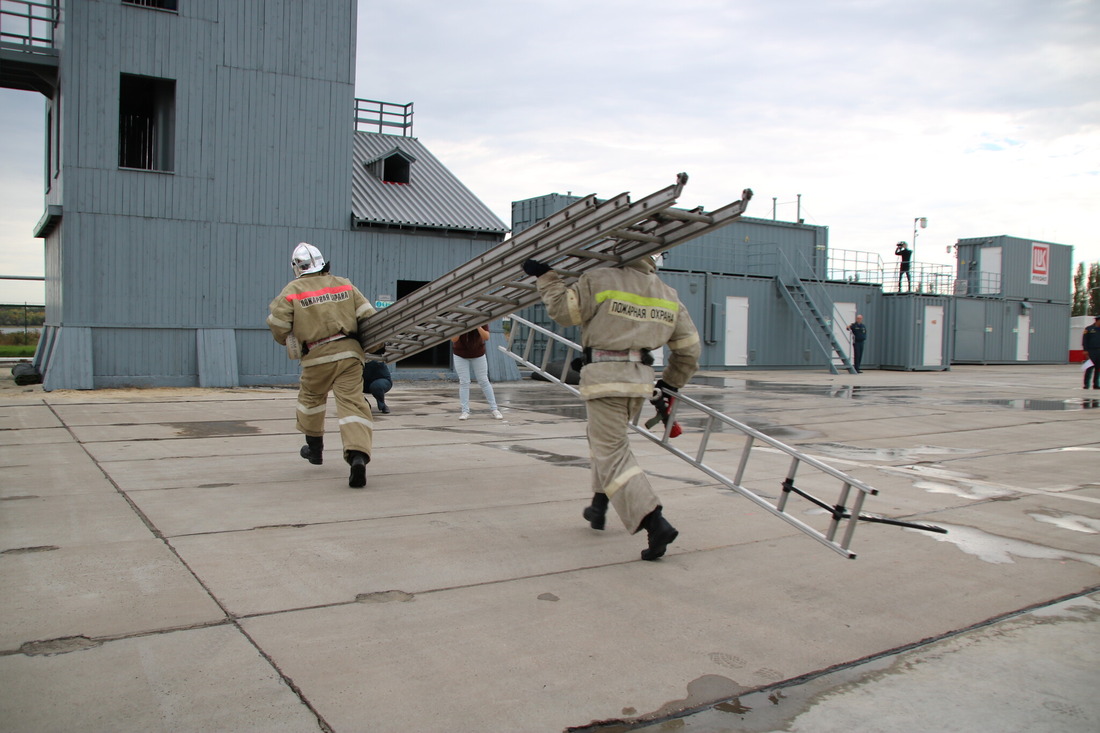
[841,489,869,550]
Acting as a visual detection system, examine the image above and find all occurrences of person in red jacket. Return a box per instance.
[450,326,504,420]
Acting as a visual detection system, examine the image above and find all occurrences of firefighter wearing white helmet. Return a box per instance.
[523,252,701,561]
[267,242,377,488]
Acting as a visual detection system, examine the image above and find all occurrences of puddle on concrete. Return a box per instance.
[878,464,1020,501]
[952,398,1100,411]
[803,443,979,462]
[689,377,913,397]
[1031,446,1100,453]
[1028,512,1100,534]
[494,443,589,467]
[163,420,260,437]
[911,523,1100,567]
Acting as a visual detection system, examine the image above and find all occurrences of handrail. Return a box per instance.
[0,0,58,49]
[355,98,414,136]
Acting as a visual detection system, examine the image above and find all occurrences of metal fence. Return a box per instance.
[0,0,58,51]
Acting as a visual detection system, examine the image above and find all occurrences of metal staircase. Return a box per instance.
[774,250,856,375]
[365,173,753,361]
[777,276,857,374]
[502,315,946,559]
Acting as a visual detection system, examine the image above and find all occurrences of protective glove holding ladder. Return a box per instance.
[645,379,682,438]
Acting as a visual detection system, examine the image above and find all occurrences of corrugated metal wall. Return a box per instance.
[878,295,953,371]
[955,236,1072,303]
[658,272,882,370]
[662,217,829,280]
[41,0,513,388]
[951,297,1069,364]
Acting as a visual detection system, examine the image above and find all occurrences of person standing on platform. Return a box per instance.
[895,241,913,291]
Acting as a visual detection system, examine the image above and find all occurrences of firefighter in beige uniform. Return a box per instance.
[524,254,701,560]
[268,243,376,488]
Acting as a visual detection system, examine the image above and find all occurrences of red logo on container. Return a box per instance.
[1031,244,1049,285]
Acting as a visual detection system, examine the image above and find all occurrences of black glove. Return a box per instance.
[523,258,552,277]
[570,357,585,374]
[655,379,678,396]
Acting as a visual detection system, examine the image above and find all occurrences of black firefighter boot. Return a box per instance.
[348,450,369,488]
[583,492,610,530]
[640,507,678,561]
[299,435,323,465]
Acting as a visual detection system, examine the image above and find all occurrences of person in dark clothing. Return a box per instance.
[895,241,913,291]
[1083,315,1100,389]
[847,314,867,373]
[363,358,392,413]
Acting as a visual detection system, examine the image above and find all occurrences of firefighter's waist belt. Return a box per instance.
[306,334,346,350]
[589,348,649,363]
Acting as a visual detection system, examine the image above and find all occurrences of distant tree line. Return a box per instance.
[1072,262,1100,316]
[0,305,45,327]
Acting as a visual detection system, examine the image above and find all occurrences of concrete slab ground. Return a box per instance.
[1,364,1097,732]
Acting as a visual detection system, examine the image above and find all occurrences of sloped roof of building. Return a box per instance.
[351,133,508,234]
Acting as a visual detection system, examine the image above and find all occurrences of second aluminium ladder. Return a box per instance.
[502,315,946,559]
[364,173,753,360]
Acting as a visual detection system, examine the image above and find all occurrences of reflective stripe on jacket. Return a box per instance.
[268,273,376,367]
[537,258,700,400]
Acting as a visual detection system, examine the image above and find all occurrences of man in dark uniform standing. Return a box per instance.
[895,241,913,291]
[1083,315,1100,389]
[847,314,867,373]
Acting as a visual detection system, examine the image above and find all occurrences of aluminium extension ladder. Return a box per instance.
[364,173,753,359]
[501,314,946,559]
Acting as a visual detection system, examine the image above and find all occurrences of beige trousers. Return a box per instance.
[296,357,374,463]
[585,395,660,534]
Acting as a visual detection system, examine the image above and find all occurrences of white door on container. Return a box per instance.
[979,246,1002,294]
[832,302,857,361]
[922,305,944,366]
[1016,314,1030,361]
[725,296,749,366]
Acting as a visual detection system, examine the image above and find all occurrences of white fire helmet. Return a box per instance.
[652,252,666,269]
[291,242,325,277]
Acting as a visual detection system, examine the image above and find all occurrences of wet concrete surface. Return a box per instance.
[1,364,1098,732]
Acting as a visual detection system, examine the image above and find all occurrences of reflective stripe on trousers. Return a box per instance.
[585,395,660,534]
[296,357,374,462]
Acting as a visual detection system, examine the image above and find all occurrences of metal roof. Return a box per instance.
[351,133,508,234]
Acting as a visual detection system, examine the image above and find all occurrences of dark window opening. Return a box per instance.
[395,280,450,367]
[122,0,179,10]
[119,74,176,171]
[382,155,410,184]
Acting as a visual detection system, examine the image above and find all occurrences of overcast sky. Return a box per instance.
[2,0,1098,305]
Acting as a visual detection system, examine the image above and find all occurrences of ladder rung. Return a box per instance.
[608,229,664,244]
[657,208,713,224]
[564,249,622,263]
[472,294,521,306]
